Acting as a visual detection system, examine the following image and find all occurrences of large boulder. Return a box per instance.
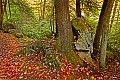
[16,40,43,55]
[2,21,23,38]
[9,29,23,38]
[71,18,94,54]
[2,22,16,32]
[75,28,93,53]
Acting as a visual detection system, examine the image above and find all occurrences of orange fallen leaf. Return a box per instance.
[39,72,44,77]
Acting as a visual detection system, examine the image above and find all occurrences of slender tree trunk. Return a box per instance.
[76,0,81,17]
[94,0,114,68]
[42,0,46,19]
[93,0,114,60]
[54,0,58,38]
[116,1,120,26]
[4,0,8,20]
[55,23,58,38]
[100,27,109,68]
[50,4,55,33]
[110,0,118,29]
[40,0,42,20]
[52,6,54,32]
[0,0,3,30]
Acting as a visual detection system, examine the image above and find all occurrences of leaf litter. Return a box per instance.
[0,32,120,80]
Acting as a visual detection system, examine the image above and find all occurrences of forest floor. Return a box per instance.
[0,32,120,80]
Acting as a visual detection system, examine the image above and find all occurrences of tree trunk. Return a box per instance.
[50,4,55,33]
[55,0,73,52]
[76,0,81,17]
[42,0,46,19]
[0,0,3,30]
[116,5,120,24]
[100,27,108,68]
[93,0,114,60]
[110,0,118,29]
[4,0,8,20]
[100,0,115,68]
[55,0,83,65]
[40,0,43,20]
[93,0,114,68]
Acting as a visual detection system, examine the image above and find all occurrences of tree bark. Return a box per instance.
[40,0,43,20]
[55,0,83,65]
[116,4,120,24]
[93,0,115,60]
[55,0,73,52]
[4,0,8,20]
[110,0,118,29]
[50,4,55,33]
[42,0,46,19]
[0,0,3,30]
[76,0,81,17]
[93,0,114,68]
[8,0,11,19]
[100,0,115,67]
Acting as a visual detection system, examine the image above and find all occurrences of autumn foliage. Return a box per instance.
[0,32,120,80]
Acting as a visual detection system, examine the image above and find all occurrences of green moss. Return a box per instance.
[64,50,83,66]
[71,18,87,32]
[2,22,16,32]
[52,40,61,51]
[53,40,83,66]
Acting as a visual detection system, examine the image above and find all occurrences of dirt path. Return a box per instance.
[0,32,21,55]
[0,32,22,79]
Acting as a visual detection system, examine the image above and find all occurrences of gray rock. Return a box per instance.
[75,28,94,54]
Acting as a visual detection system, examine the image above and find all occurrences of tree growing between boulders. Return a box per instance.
[55,0,83,65]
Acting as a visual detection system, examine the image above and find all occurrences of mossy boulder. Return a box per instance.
[16,40,43,55]
[71,18,87,32]
[72,18,93,53]
[2,22,16,32]
[9,29,24,38]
